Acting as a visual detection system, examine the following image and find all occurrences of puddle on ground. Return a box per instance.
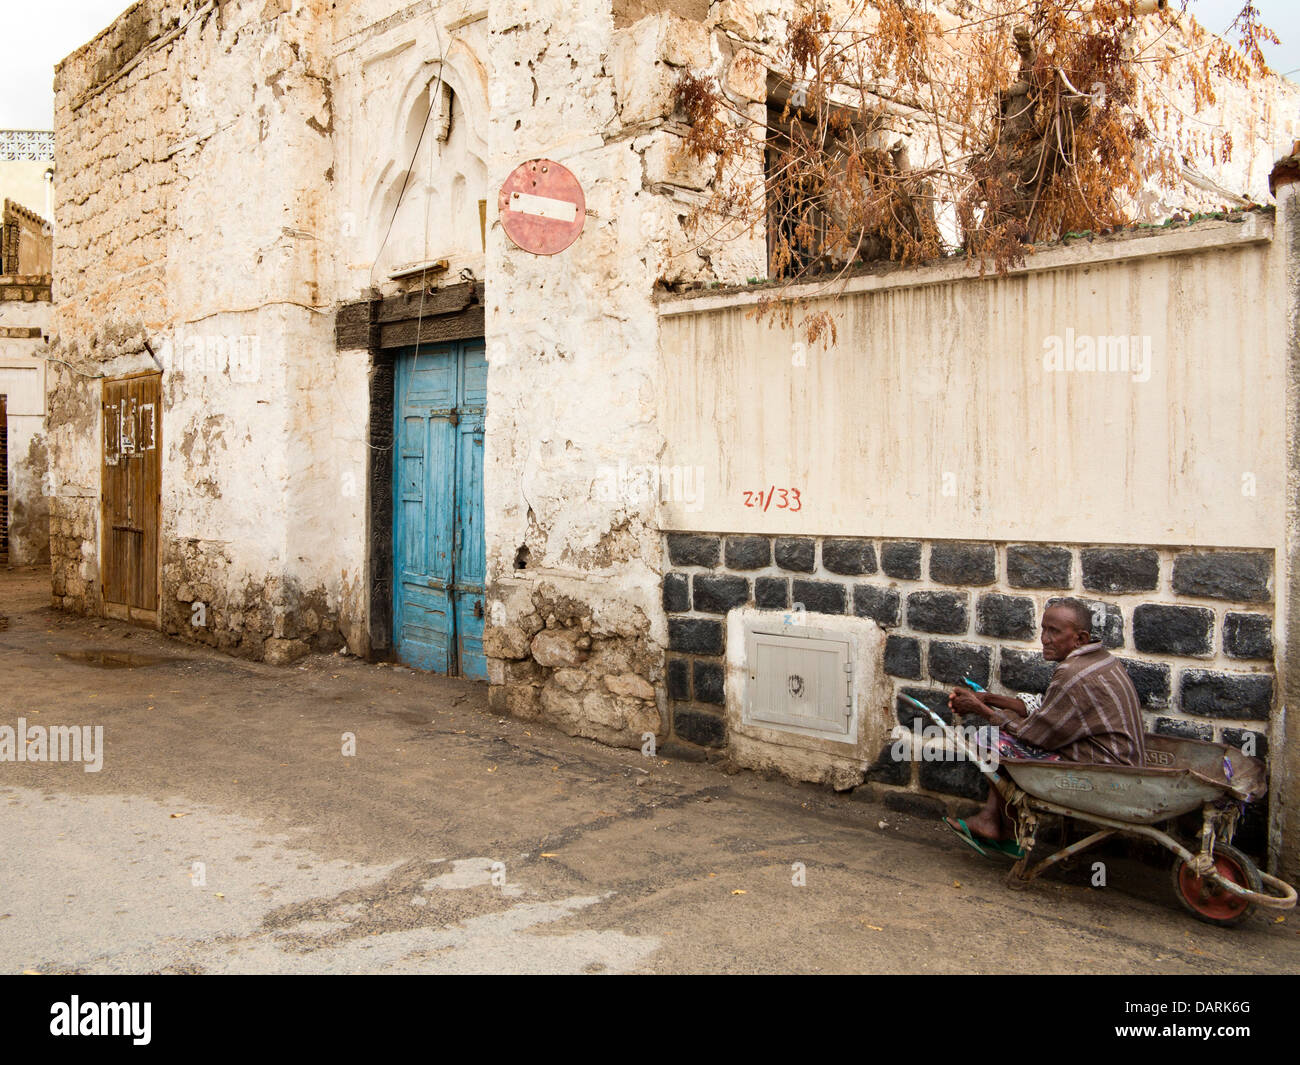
[55,651,179,669]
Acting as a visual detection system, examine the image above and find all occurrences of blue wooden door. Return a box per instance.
[452,341,487,678]
[393,340,487,679]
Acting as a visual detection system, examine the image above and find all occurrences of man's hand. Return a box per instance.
[948,687,991,719]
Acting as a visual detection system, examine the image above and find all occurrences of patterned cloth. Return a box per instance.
[982,643,1146,766]
[972,724,1062,763]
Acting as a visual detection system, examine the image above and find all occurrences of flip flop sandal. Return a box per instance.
[980,836,1027,860]
[944,817,990,858]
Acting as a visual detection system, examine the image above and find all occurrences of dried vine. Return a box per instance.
[674,0,1278,340]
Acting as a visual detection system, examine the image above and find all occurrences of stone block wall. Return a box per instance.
[0,275,51,306]
[45,360,99,611]
[47,495,97,610]
[484,581,662,748]
[662,532,1275,824]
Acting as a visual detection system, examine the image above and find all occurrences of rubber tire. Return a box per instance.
[1170,843,1261,927]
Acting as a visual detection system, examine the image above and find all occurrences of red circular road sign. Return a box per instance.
[498,159,586,255]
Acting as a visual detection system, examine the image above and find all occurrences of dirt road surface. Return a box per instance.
[2,566,1297,974]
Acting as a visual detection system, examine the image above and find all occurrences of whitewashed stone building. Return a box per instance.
[0,130,55,566]
[43,0,1300,879]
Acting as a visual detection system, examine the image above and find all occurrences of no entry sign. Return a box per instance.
[498,159,586,255]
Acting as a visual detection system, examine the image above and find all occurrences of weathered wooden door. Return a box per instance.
[453,341,487,678]
[392,341,486,678]
[102,373,161,615]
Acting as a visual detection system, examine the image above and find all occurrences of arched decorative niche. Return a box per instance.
[368,52,488,282]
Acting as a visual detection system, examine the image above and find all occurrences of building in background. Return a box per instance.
[0,130,55,225]
[0,130,54,566]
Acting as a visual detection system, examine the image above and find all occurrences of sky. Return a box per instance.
[1,0,1299,130]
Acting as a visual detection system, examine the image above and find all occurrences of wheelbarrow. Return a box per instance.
[903,695,1298,925]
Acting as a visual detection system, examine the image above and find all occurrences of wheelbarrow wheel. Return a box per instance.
[1170,843,1261,927]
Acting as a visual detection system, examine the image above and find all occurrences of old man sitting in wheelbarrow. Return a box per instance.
[944,598,1146,858]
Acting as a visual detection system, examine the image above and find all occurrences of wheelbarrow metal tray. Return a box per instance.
[1000,734,1266,825]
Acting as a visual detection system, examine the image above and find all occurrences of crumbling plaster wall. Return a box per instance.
[481,0,660,746]
[1128,15,1300,213]
[327,1,763,738]
[476,0,773,747]
[0,298,51,565]
[329,2,496,660]
[50,0,362,660]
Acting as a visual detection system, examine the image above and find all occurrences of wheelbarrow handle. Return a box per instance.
[1251,871,1299,910]
[898,692,1008,789]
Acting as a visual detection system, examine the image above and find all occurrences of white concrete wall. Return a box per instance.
[657,216,1286,550]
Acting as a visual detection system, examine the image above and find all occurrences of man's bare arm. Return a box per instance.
[948,689,1027,722]
[980,693,1028,716]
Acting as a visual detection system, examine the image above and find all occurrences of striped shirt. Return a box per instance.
[986,643,1146,766]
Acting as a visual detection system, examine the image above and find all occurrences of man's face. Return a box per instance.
[1041,606,1089,661]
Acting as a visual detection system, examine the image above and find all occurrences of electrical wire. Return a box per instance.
[37,352,108,379]
[366,13,449,460]
[412,17,448,364]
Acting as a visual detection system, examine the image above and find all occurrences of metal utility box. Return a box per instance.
[743,622,854,741]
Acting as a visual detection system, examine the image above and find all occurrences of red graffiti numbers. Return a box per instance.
[742,486,803,512]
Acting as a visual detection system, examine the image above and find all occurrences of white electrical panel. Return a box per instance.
[743,623,854,740]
